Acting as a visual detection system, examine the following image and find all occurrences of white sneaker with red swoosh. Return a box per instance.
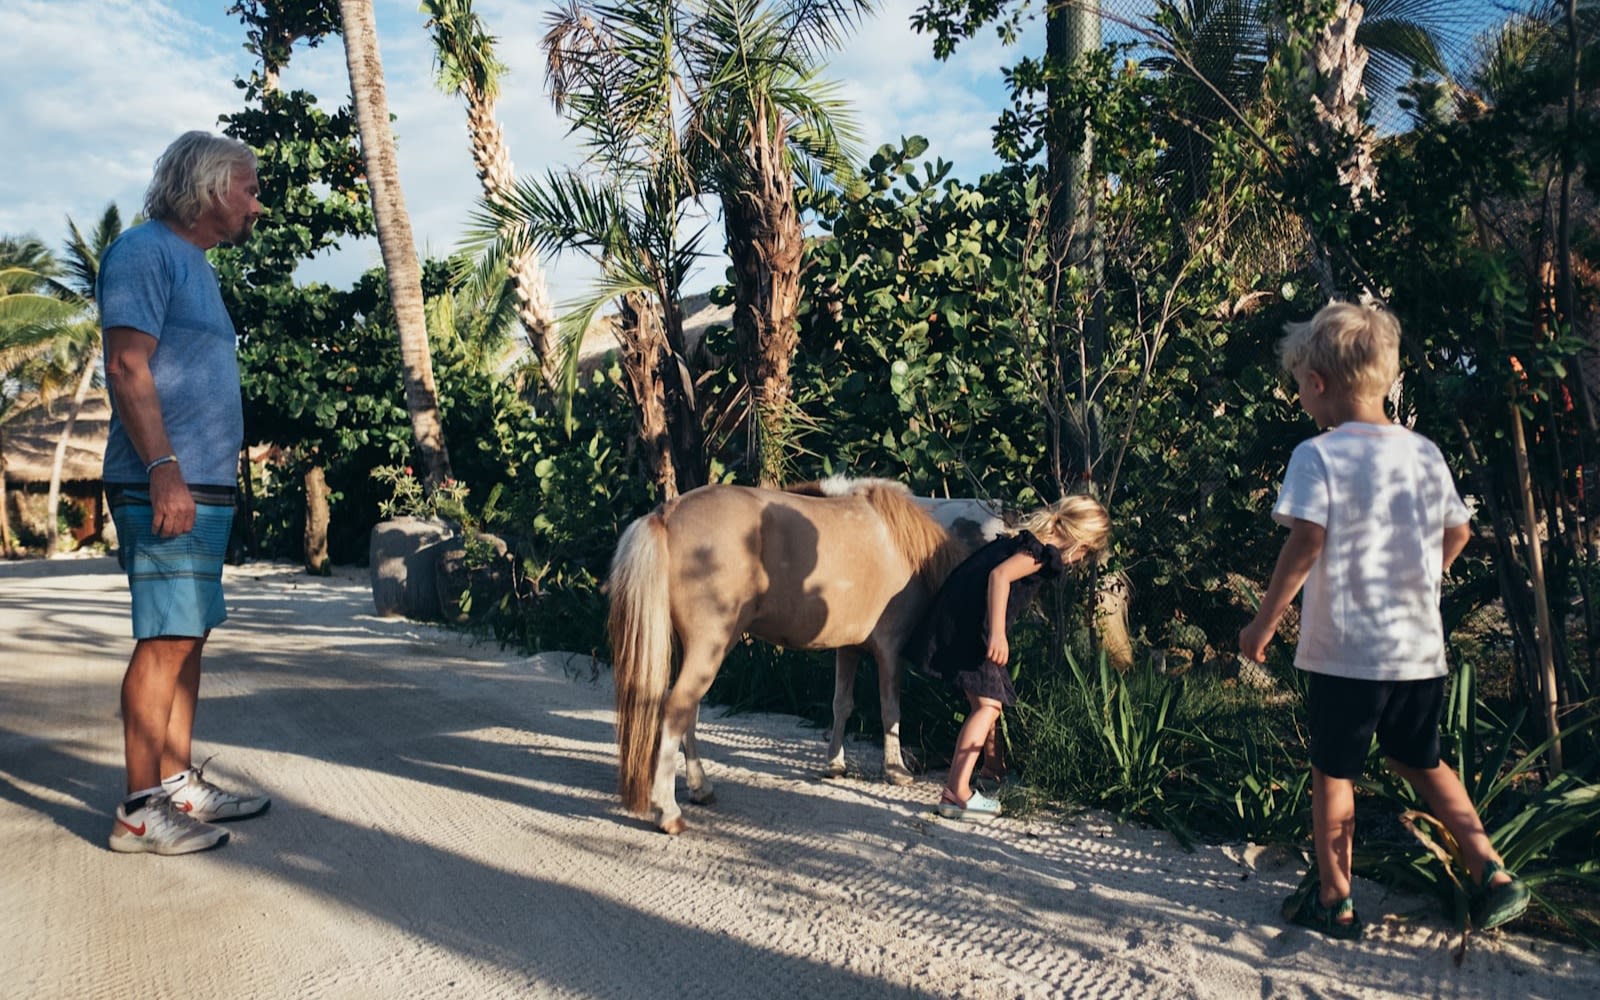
[108,794,229,855]
[165,760,271,823]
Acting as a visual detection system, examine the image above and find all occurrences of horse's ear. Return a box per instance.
[784,481,827,496]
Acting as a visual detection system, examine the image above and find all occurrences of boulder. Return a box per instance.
[369,517,455,619]
[434,532,514,624]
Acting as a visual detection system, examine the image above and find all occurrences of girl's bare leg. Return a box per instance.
[943,695,1002,804]
[979,718,1006,781]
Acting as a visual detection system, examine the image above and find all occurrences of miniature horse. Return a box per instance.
[608,478,967,834]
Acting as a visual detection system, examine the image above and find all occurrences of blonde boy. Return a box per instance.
[1238,302,1528,938]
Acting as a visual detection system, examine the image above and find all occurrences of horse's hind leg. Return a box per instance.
[681,705,716,805]
[823,648,860,779]
[653,643,725,834]
[871,644,914,786]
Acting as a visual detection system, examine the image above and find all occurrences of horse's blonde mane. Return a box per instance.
[857,483,968,592]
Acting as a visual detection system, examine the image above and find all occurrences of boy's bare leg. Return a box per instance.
[121,636,205,794]
[1312,767,1357,917]
[944,696,1001,804]
[1388,759,1512,887]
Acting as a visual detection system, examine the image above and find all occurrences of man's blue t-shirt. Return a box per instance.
[99,221,244,488]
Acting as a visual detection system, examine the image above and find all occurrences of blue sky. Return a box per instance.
[0,0,1035,299]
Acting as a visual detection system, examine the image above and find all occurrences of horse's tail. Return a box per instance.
[1097,568,1136,671]
[608,511,674,815]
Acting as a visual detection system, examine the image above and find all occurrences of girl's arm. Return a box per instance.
[985,551,1045,666]
[1238,518,1325,663]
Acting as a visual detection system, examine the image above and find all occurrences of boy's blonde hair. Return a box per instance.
[1278,301,1401,403]
[1014,495,1111,559]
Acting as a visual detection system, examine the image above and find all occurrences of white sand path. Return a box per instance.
[1,558,1595,999]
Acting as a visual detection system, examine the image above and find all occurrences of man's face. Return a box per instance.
[214,165,262,245]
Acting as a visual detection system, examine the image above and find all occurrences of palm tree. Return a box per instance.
[537,0,873,486]
[1144,0,1457,204]
[337,0,452,490]
[421,0,558,381]
[0,240,81,556]
[468,156,710,498]
[462,1,716,498]
[39,205,123,555]
[680,0,874,485]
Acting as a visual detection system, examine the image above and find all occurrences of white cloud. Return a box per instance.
[0,0,243,238]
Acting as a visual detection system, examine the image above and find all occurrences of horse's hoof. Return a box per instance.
[885,767,915,787]
[688,789,717,806]
[660,815,687,835]
[820,764,846,780]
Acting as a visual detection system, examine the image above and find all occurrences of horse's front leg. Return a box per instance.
[823,647,860,779]
[681,704,716,805]
[872,647,914,786]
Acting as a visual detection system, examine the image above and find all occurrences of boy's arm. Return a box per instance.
[1442,523,1471,574]
[1238,518,1325,663]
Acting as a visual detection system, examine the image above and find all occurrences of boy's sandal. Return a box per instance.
[1470,860,1531,931]
[1283,880,1363,940]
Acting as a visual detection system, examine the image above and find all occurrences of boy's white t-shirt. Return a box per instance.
[1272,422,1471,681]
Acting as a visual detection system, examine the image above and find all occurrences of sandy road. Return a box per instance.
[1,557,1595,999]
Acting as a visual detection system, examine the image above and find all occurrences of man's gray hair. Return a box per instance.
[143,131,258,227]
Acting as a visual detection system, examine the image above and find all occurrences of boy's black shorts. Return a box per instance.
[1306,672,1446,780]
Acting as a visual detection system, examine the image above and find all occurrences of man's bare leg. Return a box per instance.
[122,636,204,793]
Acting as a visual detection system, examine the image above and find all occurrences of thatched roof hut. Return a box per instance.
[3,393,109,485]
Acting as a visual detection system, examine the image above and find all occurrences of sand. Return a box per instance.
[2,557,1595,999]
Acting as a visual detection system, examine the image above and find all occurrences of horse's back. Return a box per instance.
[659,484,918,650]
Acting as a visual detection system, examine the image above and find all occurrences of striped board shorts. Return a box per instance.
[109,485,237,639]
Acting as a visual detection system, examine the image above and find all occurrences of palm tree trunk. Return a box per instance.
[44,351,98,556]
[0,444,13,558]
[1509,404,1564,773]
[1309,0,1376,205]
[727,113,802,487]
[465,101,557,378]
[303,463,331,575]
[338,0,453,491]
[616,293,679,499]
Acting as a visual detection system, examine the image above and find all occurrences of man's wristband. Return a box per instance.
[145,454,179,474]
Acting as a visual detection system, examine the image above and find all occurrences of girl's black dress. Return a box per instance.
[902,530,1065,706]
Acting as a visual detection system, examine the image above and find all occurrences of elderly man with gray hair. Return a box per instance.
[101,130,270,855]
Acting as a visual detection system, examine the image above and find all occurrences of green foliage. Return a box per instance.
[1017,651,1189,837]
[1178,724,1312,846]
[471,368,652,656]
[794,143,1055,501]
[370,464,469,521]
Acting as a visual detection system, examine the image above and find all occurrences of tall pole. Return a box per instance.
[1047,1,1102,490]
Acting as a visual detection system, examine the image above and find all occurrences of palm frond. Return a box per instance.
[1359,4,1453,93]
[422,0,508,100]
[548,269,655,421]
[773,0,878,63]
